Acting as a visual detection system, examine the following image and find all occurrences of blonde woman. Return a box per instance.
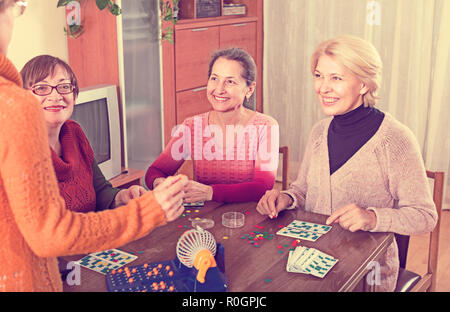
[256,35,437,291]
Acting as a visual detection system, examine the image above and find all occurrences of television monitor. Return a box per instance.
[71,84,122,180]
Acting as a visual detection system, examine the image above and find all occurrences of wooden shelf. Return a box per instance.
[109,167,145,189]
[175,16,257,29]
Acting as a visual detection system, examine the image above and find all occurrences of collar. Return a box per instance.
[0,53,23,87]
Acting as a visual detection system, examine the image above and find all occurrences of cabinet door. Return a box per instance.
[175,26,219,92]
[176,86,211,124]
[219,22,257,62]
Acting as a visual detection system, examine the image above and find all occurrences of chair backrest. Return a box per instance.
[279,146,290,190]
[424,170,444,291]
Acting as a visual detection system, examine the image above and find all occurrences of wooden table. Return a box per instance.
[61,201,393,292]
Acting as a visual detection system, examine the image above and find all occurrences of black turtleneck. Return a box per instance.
[328,104,385,175]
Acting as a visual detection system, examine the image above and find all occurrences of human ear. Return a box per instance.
[359,82,369,95]
[246,81,256,99]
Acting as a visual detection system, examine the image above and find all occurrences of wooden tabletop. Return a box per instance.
[61,201,393,292]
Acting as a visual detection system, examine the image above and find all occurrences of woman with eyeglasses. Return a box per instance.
[0,0,187,291]
[21,55,145,212]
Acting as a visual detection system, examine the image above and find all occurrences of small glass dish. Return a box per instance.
[222,212,245,228]
[191,218,215,230]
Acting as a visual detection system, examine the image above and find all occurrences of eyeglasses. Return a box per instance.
[13,0,27,17]
[31,83,74,96]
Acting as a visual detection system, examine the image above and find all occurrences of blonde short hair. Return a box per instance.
[311,35,382,107]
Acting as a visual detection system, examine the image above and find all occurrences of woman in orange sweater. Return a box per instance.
[0,0,187,291]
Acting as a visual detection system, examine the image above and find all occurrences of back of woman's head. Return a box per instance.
[0,0,10,11]
[20,55,79,98]
[0,0,18,12]
[208,47,257,108]
[311,35,382,107]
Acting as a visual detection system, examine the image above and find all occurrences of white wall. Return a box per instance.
[8,0,68,71]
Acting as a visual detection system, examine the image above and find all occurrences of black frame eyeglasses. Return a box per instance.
[31,83,74,96]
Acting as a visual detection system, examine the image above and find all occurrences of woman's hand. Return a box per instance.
[153,175,188,222]
[326,203,377,232]
[153,177,166,189]
[183,180,213,203]
[114,185,147,207]
[256,189,293,219]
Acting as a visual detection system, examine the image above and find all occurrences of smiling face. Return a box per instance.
[313,54,368,116]
[206,57,255,113]
[31,64,75,130]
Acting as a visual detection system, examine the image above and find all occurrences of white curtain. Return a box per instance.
[264,0,450,209]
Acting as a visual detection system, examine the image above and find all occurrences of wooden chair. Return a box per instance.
[279,146,290,190]
[394,170,444,292]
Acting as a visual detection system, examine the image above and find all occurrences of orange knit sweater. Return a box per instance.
[0,53,167,291]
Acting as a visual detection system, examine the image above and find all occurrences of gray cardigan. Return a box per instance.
[284,112,438,291]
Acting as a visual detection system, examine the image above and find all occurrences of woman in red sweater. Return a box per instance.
[0,0,187,291]
[146,48,279,204]
[21,55,139,212]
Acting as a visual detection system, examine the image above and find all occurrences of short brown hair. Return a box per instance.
[20,55,79,98]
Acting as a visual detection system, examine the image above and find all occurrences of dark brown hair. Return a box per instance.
[20,55,79,98]
[208,47,257,109]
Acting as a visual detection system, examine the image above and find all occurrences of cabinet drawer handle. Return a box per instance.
[232,23,247,27]
[191,27,208,32]
[192,87,207,92]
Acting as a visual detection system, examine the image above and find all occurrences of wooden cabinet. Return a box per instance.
[219,22,257,60]
[162,0,264,145]
[175,26,219,91]
[176,87,210,123]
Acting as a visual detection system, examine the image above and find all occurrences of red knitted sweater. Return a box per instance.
[51,120,96,212]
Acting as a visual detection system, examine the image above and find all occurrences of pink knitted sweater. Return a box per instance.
[283,113,437,291]
[146,111,279,202]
